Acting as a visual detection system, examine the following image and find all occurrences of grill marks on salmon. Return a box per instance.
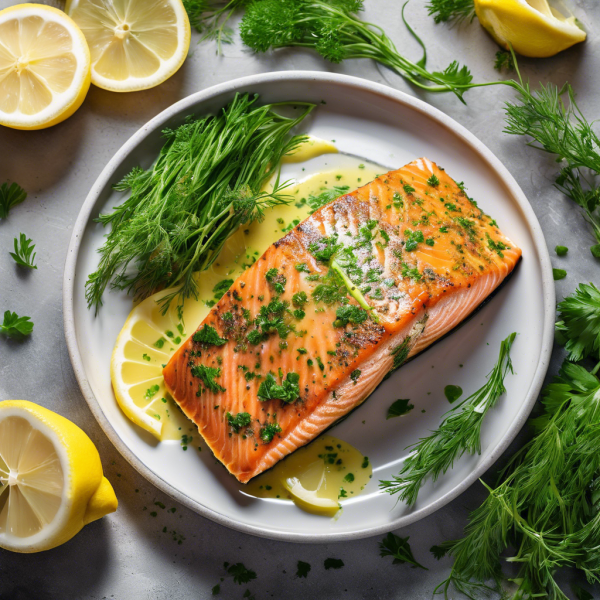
[163,158,521,483]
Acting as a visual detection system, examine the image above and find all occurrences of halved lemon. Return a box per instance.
[66,0,190,92]
[474,0,586,58]
[0,400,117,553]
[0,4,91,130]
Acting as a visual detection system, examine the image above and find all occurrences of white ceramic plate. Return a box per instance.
[64,72,555,543]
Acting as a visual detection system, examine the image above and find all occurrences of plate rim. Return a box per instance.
[63,70,555,543]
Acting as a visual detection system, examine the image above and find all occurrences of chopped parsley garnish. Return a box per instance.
[425,238,435,247]
[308,233,341,263]
[350,369,361,384]
[293,309,305,320]
[226,562,257,585]
[257,371,300,403]
[486,233,508,258]
[445,202,459,212]
[292,291,308,307]
[401,262,422,282]
[555,245,568,256]
[144,384,160,400]
[338,488,347,498]
[193,324,227,346]
[265,268,286,294]
[295,262,310,273]
[404,229,425,251]
[553,268,567,281]
[386,399,414,419]
[191,364,226,393]
[154,337,166,348]
[226,411,252,433]
[307,185,350,213]
[212,279,234,301]
[333,304,368,328]
[456,217,477,241]
[361,456,369,469]
[260,422,282,443]
[427,174,440,187]
[439,226,448,233]
[343,473,355,483]
[247,299,291,343]
[403,183,415,194]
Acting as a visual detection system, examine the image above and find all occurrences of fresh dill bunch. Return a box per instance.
[504,80,600,257]
[426,0,475,24]
[437,360,600,600]
[9,233,37,269]
[86,93,314,314]
[556,282,600,362]
[239,0,487,103]
[379,332,516,505]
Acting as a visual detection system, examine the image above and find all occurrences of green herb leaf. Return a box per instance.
[296,561,311,578]
[494,49,514,72]
[386,399,414,419]
[430,544,450,560]
[323,558,344,570]
[379,533,427,570]
[193,324,227,346]
[257,371,300,404]
[555,282,600,361]
[553,268,567,280]
[444,385,462,404]
[333,304,367,328]
[306,185,350,214]
[0,310,34,337]
[0,182,27,219]
[9,233,37,269]
[226,411,252,433]
[191,364,226,393]
[259,422,282,443]
[213,279,234,300]
[226,563,257,585]
[426,0,475,23]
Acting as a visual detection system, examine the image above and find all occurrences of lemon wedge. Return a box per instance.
[474,0,586,58]
[284,477,340,517]
[0,400,117,553]
[0,4,91,130]
[66,0,190,92]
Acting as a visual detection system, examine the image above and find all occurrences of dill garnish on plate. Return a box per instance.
[86,93,314,314]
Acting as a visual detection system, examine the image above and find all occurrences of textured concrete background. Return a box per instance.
[0,1,599,598]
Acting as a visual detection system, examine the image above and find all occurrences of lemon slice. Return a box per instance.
[0,4,91,130]
[66,0,190,92]
[474,0,586,58]
[0,400,117,553]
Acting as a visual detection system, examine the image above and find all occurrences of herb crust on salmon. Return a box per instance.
[163,158,521,483]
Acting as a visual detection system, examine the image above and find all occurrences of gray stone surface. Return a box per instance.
[0,0,598,598]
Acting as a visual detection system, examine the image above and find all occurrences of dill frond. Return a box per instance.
[426,0,476,24]
[379,332,516,505]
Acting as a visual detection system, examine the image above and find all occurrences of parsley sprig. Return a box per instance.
[9,233,37,269]
[380,332,516,505]
[1,311,34,337]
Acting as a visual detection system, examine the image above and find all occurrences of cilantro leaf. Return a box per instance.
[386,399,414,419]
[9,233,37,269]
[556,283,600,361]
[0,311,34,337]
[379,533,427,569]
[0,182,27,219]
[193,324,227,346]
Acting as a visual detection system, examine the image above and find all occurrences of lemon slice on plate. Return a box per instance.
[0,4,91,130]
[0,400,117,553]
[474,0,586,58]
[66,0,190,92]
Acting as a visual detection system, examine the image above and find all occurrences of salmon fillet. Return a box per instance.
[163,158,521,483]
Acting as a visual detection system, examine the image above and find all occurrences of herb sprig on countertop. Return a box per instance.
[435,284,600,599]
[239,0,496,102]
[379,332,516,505]
[426,0,475,23]
[1,311,34,337]
[10,233,37,269]
[86,93,314,314]
[0,182,27,219]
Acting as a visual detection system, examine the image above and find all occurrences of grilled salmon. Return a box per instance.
[163,158,521,483]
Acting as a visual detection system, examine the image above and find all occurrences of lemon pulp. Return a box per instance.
[475,0,586,58]
[0,4,91,130]
[66,0,190,92]
[244,436,373,517]
[0,400,117,553]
